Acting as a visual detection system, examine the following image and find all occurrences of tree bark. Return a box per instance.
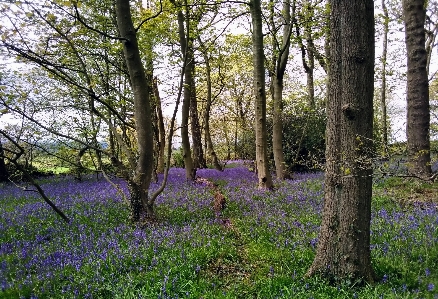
[175,6,196,180]
[306,0,375,284]
[304,0,315,107]
[0,139,9,182]
[380,0,389,157]
[294,0,316,108]
[403,0,432,178]
[250,0,273,189]
[153,78,166,174]
[201,48,222,171]
[188,38,207,170]
[115,0,154,220]
[271,0,292,180]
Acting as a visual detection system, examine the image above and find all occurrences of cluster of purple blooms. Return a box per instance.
[0,161,437,298]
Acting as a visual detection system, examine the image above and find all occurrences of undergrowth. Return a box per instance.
[0,166,437,298]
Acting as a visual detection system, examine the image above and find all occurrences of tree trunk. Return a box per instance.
[294,0,316,109]
[188,38,206,170]
[153,78,166,174]
[115,0,154,220]
[380,0,389,157]
[250,0,273,189]
[0,139,8,182]
[306,0,375,284]
[175,7,196,181]
[403,0,432,178]
[271,0,292,180]
[202,50,222,170]
[304,0,315,108]
[306,42,315,108]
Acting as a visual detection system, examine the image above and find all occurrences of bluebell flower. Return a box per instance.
[426,268,431,277]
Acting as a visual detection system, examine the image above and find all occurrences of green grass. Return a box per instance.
[0,169,437,298]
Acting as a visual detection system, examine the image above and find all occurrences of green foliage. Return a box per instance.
[234,129,256,161]
[269,100,326,172]
[171,147,185,168]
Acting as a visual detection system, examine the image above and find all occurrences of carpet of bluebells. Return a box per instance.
[0,161,437,298]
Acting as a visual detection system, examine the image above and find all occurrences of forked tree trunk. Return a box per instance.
[271,0,292,180]
[250,0,273,189]
[295,0,316,109]
[403,0,431,178]
[115,0,154,220]
[306,0,375,283]
[175,5,195,181]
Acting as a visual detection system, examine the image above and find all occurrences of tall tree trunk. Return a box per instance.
[115,0,154,220]
[304,0,315,107]
[294,0,316,109]
[0,139,8,182]
[271,0,292,180]
[250,0,273,189]
[201,49,222,170]
[306,39,315,107]
[306,0,375,283]
[187,37,206,170]
[153,78,166,174]
[175,5,195,180]
[380,0,389,157]
[403,0,432,178]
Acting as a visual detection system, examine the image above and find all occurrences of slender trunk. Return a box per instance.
[306,0,375,283]
[306,42,315,107]
[250,0,273,189]
[425,19,438,78]
[294,0,315,109]
[224,126,231,160]
[153,78,166,173]
[304,0,315,108]
[74,146,88,181]
[188,39,206,169]
[271,0,292,180]
[380,0,389,157]
[116,0,154,220]
[272,76,289,179]
[175,5,195,180]
[202,51,222,170]
[403,0,431,177]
